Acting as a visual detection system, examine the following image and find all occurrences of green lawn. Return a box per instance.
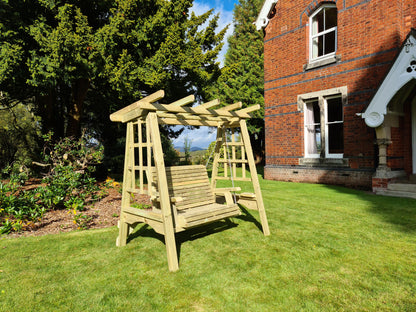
[1,175,416,311]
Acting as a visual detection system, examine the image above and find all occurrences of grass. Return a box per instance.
[1,173,416,311]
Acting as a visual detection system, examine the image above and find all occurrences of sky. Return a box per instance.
[172,0,239,149]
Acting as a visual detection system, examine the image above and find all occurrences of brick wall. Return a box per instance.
[263,0,416,189]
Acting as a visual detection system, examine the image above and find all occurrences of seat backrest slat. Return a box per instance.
[152,165,215,210]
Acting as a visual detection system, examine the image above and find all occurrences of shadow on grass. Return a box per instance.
[324,184,416,233]
[237,205,263,232]
[125,206,263,264]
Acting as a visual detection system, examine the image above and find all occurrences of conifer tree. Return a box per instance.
[211,0,265,161]
[0,0,225,139]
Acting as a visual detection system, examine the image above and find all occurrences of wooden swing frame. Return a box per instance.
[110,90,270,271]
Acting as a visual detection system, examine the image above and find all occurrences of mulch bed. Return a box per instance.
[5,186,150,239]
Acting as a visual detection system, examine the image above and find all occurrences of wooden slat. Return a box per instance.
[169,94,195,107]
[157,118,239,127]
[178,206,241,228]
[198,99,220,109]
[213,176,252,182]
[183,211,240,228]
[110,90,165,122]
[121,102,257,123]
[171,179,207,187]
[175,199,216,211]
[124,206,162,222]
[221,102,242,111]
[168,184,212,192]
[217,159,248,164]
[182,205,239,222]
[157,112,239,123]
[235,104,261,115]
[126,188,140,194]
[223,141,244,146]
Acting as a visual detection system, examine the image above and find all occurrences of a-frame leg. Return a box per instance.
[117,122,135,246]
[148,113,179,271]
[240,120,270,236]
[210,126,223,189]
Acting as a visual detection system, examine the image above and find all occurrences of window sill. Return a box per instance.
[304,55,341,71]
[299,157,349,168]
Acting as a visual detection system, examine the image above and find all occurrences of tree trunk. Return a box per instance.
[36,91,65,138]
[67,78,90,138]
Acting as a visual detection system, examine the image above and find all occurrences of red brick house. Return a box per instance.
[255,0,416,197]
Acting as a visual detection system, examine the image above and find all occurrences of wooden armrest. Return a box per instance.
[213,187,241,194]
[213,187,241,206]
[151,195,183,203]
[171,196,183,203]
[238,192,256,199]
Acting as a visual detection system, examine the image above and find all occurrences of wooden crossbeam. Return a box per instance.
[221,102,242,111]
[110,90,165,122]
[234,105,261,115]
[158,117,240,127]
[170,95,195,107]
[121,102,257,123]
[156,111,239,122]
[198,99,220,109]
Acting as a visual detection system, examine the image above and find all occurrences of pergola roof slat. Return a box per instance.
[221,102,243,111]
[111,93,260,124]
[170,95,195,107]
[158,118,240,127]
[198,99,220,109]
[110,90,165,122]
[235,104,261,115]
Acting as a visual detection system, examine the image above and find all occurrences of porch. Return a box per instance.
[375,175,416,199]
[361,29,416,199]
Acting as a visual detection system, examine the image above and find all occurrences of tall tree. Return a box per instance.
[0,0,226,140]
[210,0,265,161]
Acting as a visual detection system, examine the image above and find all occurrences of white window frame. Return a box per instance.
[299,87,347,160]
[324,95,344,159]
[309,4,337,63]
[304,99,321,158]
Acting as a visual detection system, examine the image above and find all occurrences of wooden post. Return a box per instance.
[211,126,223,189]
[232,129,236,178]
[117,122,134,246]
[148,113,179,271]
[146,120,152,197]
[240,120,270,236]
[138,120,144,194]
[223,128,228,178]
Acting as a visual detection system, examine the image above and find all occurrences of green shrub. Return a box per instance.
[0,132,106,234]
[0,174,45,234]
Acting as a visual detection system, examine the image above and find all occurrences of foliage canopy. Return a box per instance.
[0,0,226,169]
[210,0,265,159]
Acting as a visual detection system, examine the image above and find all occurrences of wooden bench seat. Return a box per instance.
[151,165,241,231]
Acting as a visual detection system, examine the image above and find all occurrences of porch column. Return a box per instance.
[375,124,392,175]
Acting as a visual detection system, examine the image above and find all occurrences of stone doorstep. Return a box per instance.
[387,182,416,192]
[375,189,416,200]
[379,178,416,199]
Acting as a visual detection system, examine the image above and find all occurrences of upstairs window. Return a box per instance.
[310,4,337,62]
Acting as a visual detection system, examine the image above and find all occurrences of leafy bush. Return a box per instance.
[0,173,45,234]
[0,132,106,234]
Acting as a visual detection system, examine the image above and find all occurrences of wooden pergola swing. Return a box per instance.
[110,90,270,271]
